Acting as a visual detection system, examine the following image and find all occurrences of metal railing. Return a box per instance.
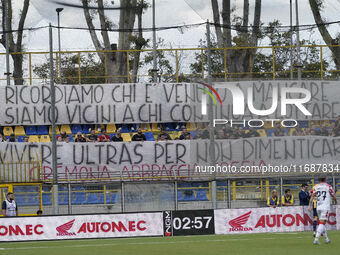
[1,44,340,85]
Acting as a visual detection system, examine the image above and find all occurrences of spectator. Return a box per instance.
[273,123,285,136]
[310,128,317,136]
[23,136,29,142]
[299,183,310,206]
[201,128,209,139]
[304,128,311,136]
[86,129,99,142]
[319,124,329,136]
[2,192,18,217]
[229,130,239,139]
[267,190,279,208]
[223,123,233,138]
[333,122,340,136]
[183,132,191,140]
[57,131,68,142]
[179,128,189,140]
[132,128,146,142]
[75,132,86,142]
[0,134,6,142]
[292,126,304,136]
[157,129,171,141]
[311,125,321,135]
[175,123,186,130]
[37,210,43,216]
[247,127,260,138]
[237,127,247,138]
[216,129,225,139]
[335,116,340,129]
[111,129,123,142]
[158,133,169,141]
[193,128,203,140]
[8,133,16,142]
[282,189,294,206]
[99,129,110,142]
[64,136,70,143]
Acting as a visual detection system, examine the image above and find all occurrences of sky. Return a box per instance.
[4,0,340,52]
[1,0,340,83]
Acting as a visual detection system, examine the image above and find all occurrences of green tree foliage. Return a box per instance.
[191,21,329,80]
[33,53,105,84]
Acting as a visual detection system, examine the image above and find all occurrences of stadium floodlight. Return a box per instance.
[56,8,64,83]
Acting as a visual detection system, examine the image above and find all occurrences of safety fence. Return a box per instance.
[4,176,340,216]
[0,206,339,241]
[1,44,340,85]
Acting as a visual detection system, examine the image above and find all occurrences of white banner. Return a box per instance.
[0,212,163,241]
[214,206,337,235]
[1,137,340,182]
[1,80,339,125]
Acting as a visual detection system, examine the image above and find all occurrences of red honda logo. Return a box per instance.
[56,219,76,236]
[228,211,253,232]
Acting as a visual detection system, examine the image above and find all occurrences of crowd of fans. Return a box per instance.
[0,117,339,143]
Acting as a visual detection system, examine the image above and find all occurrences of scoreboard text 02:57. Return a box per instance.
[163,210,215,236]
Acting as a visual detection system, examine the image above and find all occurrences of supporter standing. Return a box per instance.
[2,193,18,217]
[299,183,310,206]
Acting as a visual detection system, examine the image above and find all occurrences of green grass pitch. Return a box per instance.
[1,231,340,255]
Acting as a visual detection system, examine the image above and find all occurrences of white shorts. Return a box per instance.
[317,210,329,221]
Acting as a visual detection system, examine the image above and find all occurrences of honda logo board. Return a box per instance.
[214,206,337,235]
[0,213,163,241]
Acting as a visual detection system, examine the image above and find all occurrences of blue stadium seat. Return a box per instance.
[59,195,69,205]
[183,191,195,201]
[99,193,104,204]
[72,186,85,191]
[161,192,174,201]
[190,131,197,138]
[177,191,183,201]
[192,182,202,187]
[87,193,99,204]
[111,192,122,204]
[42,193,51,205]
[163,123,175,131]
[82,125,93,134]
[196,191,208,201]
[15,194,27,206]
[25,126,37,135]
[68,135,74,142]
[17,136,25,142]
[121,125,131,133]
[58,186,68,191]
[267,129,274,137]
[111,193,116,203]
[298,121,309,128]
[71,125,83,134]
[217,181,227,186]
[42,186,51,192]
[23,186,37,192]
[27,196,39,206]
[72,192,86,205]
[144,132,155,141]
[178,182,192,188]
[37,126,48,135]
